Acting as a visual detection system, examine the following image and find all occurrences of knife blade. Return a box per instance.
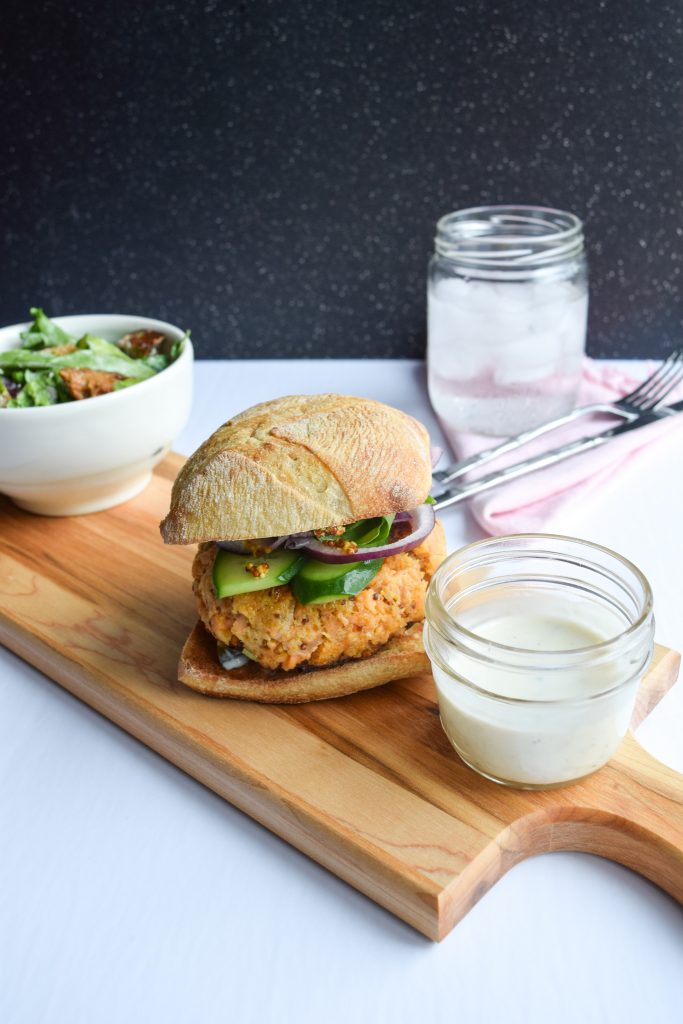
[434,398,683,511]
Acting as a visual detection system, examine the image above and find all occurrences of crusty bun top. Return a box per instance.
[160,393,433,544]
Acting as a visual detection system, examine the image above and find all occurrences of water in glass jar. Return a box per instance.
[427,276,588,436]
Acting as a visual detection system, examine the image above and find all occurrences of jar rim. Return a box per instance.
[425,532,653,672]
[434,205,584,270]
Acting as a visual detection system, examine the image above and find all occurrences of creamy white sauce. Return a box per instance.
[430,588,640,788]
[473,613,603,651]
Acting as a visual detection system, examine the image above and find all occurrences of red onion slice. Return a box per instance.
[430,446,444,469]
[216,536,286,554]
[215,504,436,564]
[283,532,315,549]
[217,644,250,670]
[296,504,436,564]
[216,540,251,554]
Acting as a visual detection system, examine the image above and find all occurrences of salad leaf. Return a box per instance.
[7,386,33,408]
[141,353,169,373]
[54,372,72,403]
[168,331,189,362]
[75,333,115,351]
[20,307,75,350]
[0,341,156,380]
[2,308,183,408]
[24,369,59,406]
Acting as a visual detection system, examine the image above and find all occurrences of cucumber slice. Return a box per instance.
[213,548,305,599]
[289,514,394,605]
[291,558,383,605]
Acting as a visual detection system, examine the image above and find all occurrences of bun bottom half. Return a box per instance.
[178,619,430,703]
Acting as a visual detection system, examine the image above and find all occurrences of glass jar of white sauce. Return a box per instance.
[423,535,654,789]
[427,205,588,436]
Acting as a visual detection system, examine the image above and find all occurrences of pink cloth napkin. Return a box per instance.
[439,358,683,535]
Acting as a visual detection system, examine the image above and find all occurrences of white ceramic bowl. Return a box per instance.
[0,313,193,515]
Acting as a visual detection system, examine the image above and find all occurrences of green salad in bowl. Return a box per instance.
[0,307,187,408]
[0,310,193,515]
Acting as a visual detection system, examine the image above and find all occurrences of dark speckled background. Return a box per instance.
[2,0,682,358]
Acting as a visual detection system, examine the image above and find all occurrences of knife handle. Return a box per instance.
[433,402,626,487]
[434,430,611,510]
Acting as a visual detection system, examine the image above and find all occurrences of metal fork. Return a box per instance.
[432,395,683,511]
[433,350,683,489]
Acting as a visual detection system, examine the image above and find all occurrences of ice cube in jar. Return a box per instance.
[427,207,588,436]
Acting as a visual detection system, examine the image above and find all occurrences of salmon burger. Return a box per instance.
[160,393,446,703]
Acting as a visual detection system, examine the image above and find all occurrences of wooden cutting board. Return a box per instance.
[1,454,682,941]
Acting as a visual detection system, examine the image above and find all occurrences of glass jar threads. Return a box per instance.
[427,205,588,436]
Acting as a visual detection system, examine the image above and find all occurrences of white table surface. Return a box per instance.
[2,360,682,1024]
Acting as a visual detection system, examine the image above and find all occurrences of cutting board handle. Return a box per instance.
[629,645,679,732]
[597,646,683,901]
[528,648,683,906]
[603,736,683,903]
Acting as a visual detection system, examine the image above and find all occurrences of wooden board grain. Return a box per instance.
[1,453,681,941]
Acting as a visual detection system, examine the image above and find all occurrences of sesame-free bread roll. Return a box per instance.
[160,394,433,544]
[178,619,431,702]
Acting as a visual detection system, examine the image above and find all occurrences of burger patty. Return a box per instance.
[192,522,446,672]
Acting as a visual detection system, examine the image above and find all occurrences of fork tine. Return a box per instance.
[650,370,683,408]
[628,352,678,405]
[620,349,681,405]
[639,353,683,408]
[631,350,683,410]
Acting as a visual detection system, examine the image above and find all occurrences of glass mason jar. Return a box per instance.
[423,535,654,790]
[427,205,588,436]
